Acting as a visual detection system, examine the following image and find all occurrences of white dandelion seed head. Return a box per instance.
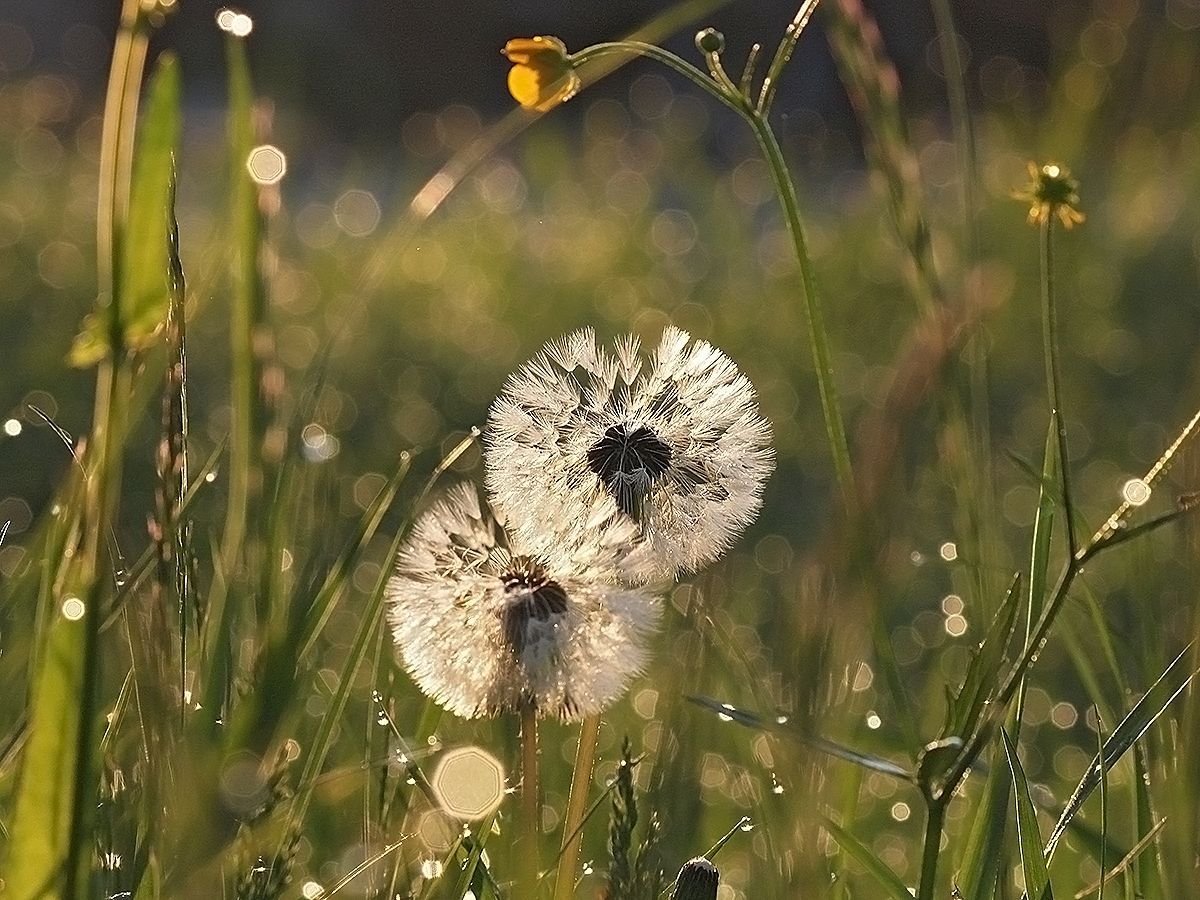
[485,327,774,582]
[386,482,662,722]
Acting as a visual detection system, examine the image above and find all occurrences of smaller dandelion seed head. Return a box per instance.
[498,556,569,654]
[387,483,662,722]
[1016,161,1085,229]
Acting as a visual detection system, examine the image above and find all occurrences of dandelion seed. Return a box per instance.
[386,483,661,721]
[502,36,580,112]
[486,327,774,582]
[1015,161,1085,229]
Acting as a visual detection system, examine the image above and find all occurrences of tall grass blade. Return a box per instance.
[944,573,1022,740]
[686,695,913,780]
[70,54,181,365]
[2,570,101,898]
[219,31,267,587]
[821,815,912,900]
[1073,818,1166,900]
[1131,743,1165,900]
[296,452,413,661]
[1001,728,1054,900]
[953,739,1011,900]
[1045,644,1197,859]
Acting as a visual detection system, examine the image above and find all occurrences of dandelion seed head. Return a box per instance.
[486,327,774,582]
[387,483,661,721]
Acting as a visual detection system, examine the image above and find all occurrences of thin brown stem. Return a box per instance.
[553,715,600,900]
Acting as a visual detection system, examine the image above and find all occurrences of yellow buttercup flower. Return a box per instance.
[1016,162,1085,229]
[503,36,580,112]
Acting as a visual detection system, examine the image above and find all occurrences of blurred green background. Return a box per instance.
[2,0,1200,897]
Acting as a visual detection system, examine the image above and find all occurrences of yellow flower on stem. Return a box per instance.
[1016,161,1085,229]
[503,36,580,112]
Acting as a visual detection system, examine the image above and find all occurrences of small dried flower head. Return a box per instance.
[503,36,580,112]
[486,327,774,582]
[1016,161,1085,229]
[387,483,660,721]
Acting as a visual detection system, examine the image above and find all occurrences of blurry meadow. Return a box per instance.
[3,0,1200,897]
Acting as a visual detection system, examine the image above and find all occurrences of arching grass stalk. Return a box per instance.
[569,3,857,515]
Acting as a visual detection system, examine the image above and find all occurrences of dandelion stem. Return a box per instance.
[1040,216,1077,559]
[553,715,601,900]
[519,703,542,897]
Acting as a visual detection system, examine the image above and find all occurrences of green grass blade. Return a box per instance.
[1044,644,1197,860]
[219,31,266,586]
[70,53,181,366]
[1001,728,1054,900]
[447,815,497,900]
[1131,743,1165,900]
[686,695,913,780]
[953,739,1010,900]
[2,569,101,898]
[296,452,413,661]
[1027,417,1058,625]
[822,815,912,900]
[945,573,1022,739]
[1073,817,1166,900]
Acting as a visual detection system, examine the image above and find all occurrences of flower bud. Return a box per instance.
[670,857,719,900]
[695,28,725,55]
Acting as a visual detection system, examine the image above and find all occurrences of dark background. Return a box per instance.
[9,0,1058,155]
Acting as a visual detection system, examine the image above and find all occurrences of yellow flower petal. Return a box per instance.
[502,35,579,112]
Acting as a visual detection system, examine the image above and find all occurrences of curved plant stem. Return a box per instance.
[571,42,744,116]
[553,715,601,900]
[573,37,856,514]
[519,704,542,897]
[745,112,856,512]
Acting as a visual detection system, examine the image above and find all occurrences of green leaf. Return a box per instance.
[1044,644,1197,860]
[1028,416,1058,624]
[944,573,1022,740]
[296,452,413,661]
[1001,728,1053,900]
[954,738,1010,900]
[3,569,101,898]
[686,695,913,780]
[70,53,181,366]
[822,815,912,900]
[1131,743,1165,900]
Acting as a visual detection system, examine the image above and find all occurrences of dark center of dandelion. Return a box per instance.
[498,556,568,654]
[586,424,673,520]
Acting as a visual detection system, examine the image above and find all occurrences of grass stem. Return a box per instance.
[553,715,600,900]
[745,111,856,513]
[916,799,946,900]
[520,703,542,898]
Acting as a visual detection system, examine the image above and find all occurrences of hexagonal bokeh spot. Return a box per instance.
[430,746,505,820]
